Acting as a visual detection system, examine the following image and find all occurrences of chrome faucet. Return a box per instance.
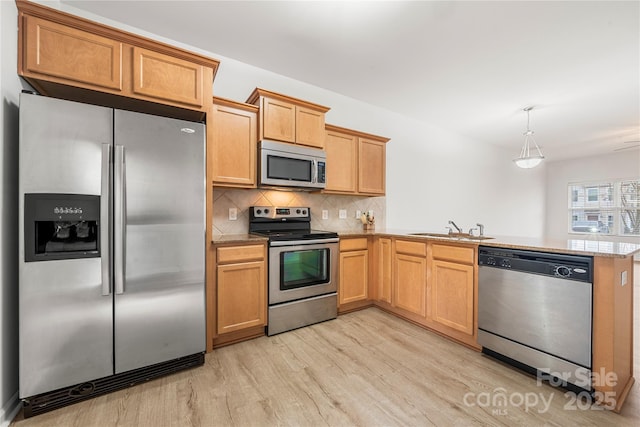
[476,223,485,236]
[448,220,462,234]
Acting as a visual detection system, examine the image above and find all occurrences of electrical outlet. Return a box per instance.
[339,209,347,219]
[355,210,362,219]
[368,210,374,217]
[621,270,628,286]
[228,208,237,221]
[322,210,329,220]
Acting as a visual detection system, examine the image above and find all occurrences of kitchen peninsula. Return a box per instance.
[213,229,639,412]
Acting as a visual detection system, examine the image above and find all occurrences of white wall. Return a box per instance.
[1,1,23,424]
[545,151,640,243]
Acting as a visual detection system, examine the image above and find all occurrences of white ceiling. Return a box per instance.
[62,0,640,162]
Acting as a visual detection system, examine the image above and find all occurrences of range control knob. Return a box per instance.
[486,257,496,266]
[555,265,572,278]
[302,209,307,215]
[264,208,270,214]
[501,259,511,268]
[256,209,262,215]
[296,209,301,214]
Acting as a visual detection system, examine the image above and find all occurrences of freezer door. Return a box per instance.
[18,93,114,398]
[113,110,205,373]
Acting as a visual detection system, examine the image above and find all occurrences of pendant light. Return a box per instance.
[513,106,545,168]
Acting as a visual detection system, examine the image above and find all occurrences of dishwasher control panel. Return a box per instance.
[478,247,593,283]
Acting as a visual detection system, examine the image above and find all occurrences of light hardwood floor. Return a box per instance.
[11,264,640,427]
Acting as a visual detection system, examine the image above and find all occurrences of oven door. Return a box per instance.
[269,239,338,304]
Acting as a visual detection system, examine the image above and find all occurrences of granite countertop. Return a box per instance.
[338,228,640,258]
[212,234,268,245]
[211,229,639,257]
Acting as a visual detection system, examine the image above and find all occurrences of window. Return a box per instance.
[568,179,640,236]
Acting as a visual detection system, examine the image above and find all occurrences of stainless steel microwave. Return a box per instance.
[259,140,326,190]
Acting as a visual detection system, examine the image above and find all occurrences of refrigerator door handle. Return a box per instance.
[101,144,112,296]
[114,145,126,295]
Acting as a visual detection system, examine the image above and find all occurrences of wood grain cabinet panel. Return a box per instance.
[247,88,330,148]
[217,260,266,335]
[358,138,386,195]
[132,46,204,108]
[393,252,427,317]
[431,260,474,335]
[325,129,358,193]
[261,97,296,143]
[211,98,257,187]
[324,124,389,196]
[296,106,326,148]
[209,242,267,350]
[17,1,219,114]
[23,15,123,92]
[339,250,369,305]
[377,238,392,304]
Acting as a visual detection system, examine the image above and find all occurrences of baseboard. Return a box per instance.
[1,391,21,427]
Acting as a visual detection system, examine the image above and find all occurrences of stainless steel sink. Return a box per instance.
[408,232,495,240]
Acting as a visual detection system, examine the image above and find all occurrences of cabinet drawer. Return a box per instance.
[340,238,368,251]
[395,240,427,257]
[217,244,265,264]
[431,244,475,264]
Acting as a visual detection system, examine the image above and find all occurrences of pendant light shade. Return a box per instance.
[513,106,544,168]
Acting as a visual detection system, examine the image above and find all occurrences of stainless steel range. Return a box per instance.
[249,206,339,335]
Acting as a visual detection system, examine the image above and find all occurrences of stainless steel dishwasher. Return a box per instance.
[478,246,593,391]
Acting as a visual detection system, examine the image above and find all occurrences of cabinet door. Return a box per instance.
[358,138,386,195]
[211,103,257,187]
[132,47,204,108]
[431,260,474,335]
[262,97,296,142]
[377,238,392,303]
[325,130,358,193]
[340,250,368,305]
[23,15,124,92]
[296,106,325,148]
[393,253,426,316]
[217,261,266,334]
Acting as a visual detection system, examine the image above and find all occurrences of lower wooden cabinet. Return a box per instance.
[210,242,267,349]
[428,243,477,345]
[376,238,392,303]
[393,240,427,317]
[431,259,474,335]
[339,238,370,312]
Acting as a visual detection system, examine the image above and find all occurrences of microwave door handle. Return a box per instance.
[312,159,318,184]
[100,144,112,296]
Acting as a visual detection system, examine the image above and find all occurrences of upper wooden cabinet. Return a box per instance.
[16,0,218,114]
[246,88,330,148]
[210,97,258,188]
[324,124,389,196]
[325,128,358,193]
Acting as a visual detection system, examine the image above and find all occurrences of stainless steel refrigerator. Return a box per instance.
[18,92,206,416]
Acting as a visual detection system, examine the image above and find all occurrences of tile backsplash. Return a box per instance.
[213,188,385,235]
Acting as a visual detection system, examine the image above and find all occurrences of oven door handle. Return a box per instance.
[270,238,339,247]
